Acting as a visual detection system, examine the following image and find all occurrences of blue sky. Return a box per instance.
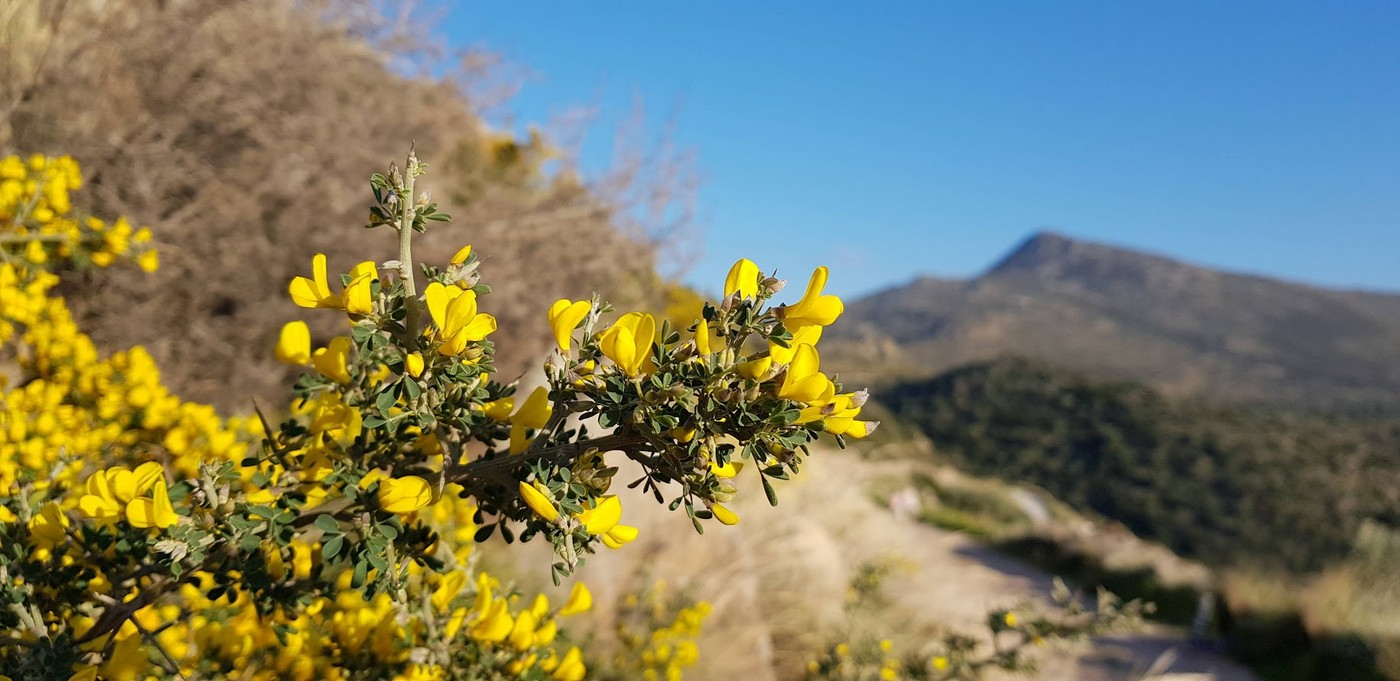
[442,2,1400,299]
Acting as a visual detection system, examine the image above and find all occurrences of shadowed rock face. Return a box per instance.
[827,231,1400,409]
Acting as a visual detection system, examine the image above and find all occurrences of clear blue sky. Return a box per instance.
[442,2,1400,299]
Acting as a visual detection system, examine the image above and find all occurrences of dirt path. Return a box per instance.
[500,446,1258,680]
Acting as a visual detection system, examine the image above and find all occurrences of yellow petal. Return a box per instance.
[152,479,178,528]
[769,325,823,364]
[724,258,760,298]
[456,312,497,342]
[405,352,425,377]
[469,599,514,643]
[576,495,622,535]
[514,387,552,429]
[509,610,538,650]
[695,319,712,355]
[558,582,592,616]
[711,504,740,526]
[602,524,638,549]
[424,282,457,331]
[276,321,311,365]
[547,299,592,352]
[444,289,480,336]
[432,570,466,613]
[737,356,773,380]
[288,276,323,308]
[781,266,844,328]
[451,244,473,265]
[599,325,637,376]
[519,481,559,523]
[343,274,374,315]
[482,396,515,422]
[379,476,433,514]
[710,460,743,478]
[311,337,353,384]
[131,462,165,495]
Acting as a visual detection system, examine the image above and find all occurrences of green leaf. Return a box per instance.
[474,524,496,542]
[322,535,344,561]
[315,514,341,535]
[762,475,779,507]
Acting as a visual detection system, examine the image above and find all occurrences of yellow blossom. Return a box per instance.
[711,504,740,526]
[378,476,433,514]
[276,320,312,365]
[547,299,591,352]
[450,243,473,265]
[125,478,178,529]
[137,249,159,273]
[779,266,843,329]
[558,582,592,616]
[312,336,354,384]
[519,481,559,523]
[288,253,342,309]
[404,351,425,377]
[599,312,656,377]
[777,344,834,405]
[723,258,760,299]
[509,386,552,454]
[424,282,497,356]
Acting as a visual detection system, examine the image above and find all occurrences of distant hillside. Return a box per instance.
[880,357,1400,573]
[827,232,1400,409]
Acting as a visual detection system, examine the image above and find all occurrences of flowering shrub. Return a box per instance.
[0,151,876,679]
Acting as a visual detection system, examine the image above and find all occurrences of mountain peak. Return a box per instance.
[987,231,1110,275]
[983,231,1197,288]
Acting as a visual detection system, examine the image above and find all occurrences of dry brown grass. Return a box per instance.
[2,0,694,411]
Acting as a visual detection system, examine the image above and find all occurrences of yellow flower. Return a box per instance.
[508,609,539,650]
[28,503,69,549]
[558,582,592,616]
[551,646,586,681]
[275,320,311,365]
[1004,611,1018,627]
[450,243,473,265]
[710,459,742,478]
[312,336,354,384]
[519,481,559,523]
[547,299,592,352]
[432,570,467,613]
[509,387,552,454]
[102,633,147,681]
[379,476,433,514]
[694,318,726,356]
[482,395,515,422]
[777,344,834,404]
[342,260,378,315]
[724,258,760,299]
[137,249,159,273]
[126,478,178,529]
[469,598,514,643]
[573,495,622,535]
[404,351,425,378]
[79,462,164,520]
[599,312,656,377]
[932,656,949,671]
[769,324,823,364]
[779,266,843,329]
[600,524,638,549]
[424,282,497,356]
[711,503,740,526]
[288,253,342,309]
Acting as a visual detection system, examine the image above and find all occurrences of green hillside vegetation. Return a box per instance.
[880,357,1400,574]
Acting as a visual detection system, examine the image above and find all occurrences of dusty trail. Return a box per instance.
[502,447,1258,681]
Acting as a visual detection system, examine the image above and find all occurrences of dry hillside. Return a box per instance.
[1,0,690,411]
